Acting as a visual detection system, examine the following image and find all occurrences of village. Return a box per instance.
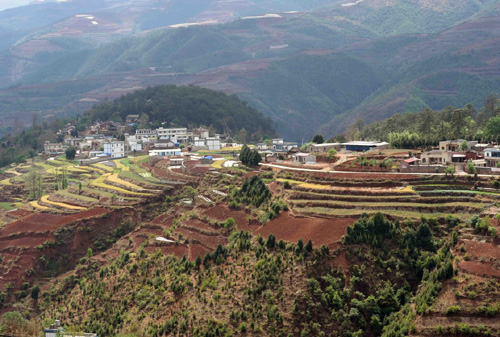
[40,114,500,177]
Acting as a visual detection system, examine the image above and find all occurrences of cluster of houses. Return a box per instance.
[400,140,500,171]
[401,139,500,172]
[45,115,395,168]
[44,116,240,165]
[256,138,389,164]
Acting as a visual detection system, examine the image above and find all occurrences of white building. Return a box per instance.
[104,141,125,159]
[129,141,142,152]
[272,138,298,153]
[44,141,67,155]
[149,149,182,157]
[156,127,192,142]
[206,137,221,151]
[194,137,206,148]
[135,129,157,140]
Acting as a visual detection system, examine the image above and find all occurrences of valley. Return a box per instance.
[1,1,500,140]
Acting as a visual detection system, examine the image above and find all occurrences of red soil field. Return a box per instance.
[255,212,355,247]
[151,213,174,225]
[181,220,220,235]
[202,204,260,230]
[61,208,109,224]
[0,208,110,237]
[189,243,210,260]
[462,240,500,259]
[145,244,189,259]
[0,236,51,250]
[459,261,500,278]
[174,228,226,250]
[6,209,33,219]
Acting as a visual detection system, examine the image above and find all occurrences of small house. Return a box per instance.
[292,153,317,164]
[169,157,184,166]
[44,141,67,155]
[399,157,420,169]
[154,139,176,148]
[206,137,221,151]
[272,138,299,153]
[136,129,157,139]
[484,148,500,167]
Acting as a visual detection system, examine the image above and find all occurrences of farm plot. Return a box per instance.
[285,180,491,221]
[39,195,87,211]
[411,232,500,336]
[256,212,355,247]
[18,156,168,212]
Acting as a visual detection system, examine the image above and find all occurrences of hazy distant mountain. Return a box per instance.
[0,0,31,11]
[1,0,500,140]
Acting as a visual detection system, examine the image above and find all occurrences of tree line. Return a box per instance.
[350,94,500,148]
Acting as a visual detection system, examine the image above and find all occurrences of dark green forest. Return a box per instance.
[85,85,275,140]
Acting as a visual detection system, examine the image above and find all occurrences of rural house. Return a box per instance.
[149,149,182,157]
[484,148,500,167]
[154,139,176,148]
[44,141,67,155]
[439,140,478,152]
[272,138,299,153]
[136,129,157,139]
[104,141,125,159]
[292,153,317,164]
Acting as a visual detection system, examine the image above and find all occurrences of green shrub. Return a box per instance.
[446,305,460,315]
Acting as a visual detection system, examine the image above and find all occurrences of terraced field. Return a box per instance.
[0,155,172,214]
[410,220,500,336]
[284,177,494,221]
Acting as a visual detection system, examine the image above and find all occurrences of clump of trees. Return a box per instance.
[239,145,261,166]
[24,170,44,200]
[232,176,271,207]
[312,134,324,144]
[65,147,76,160]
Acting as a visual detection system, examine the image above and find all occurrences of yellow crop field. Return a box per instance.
[0,178,12,186]
[114,160,126,170]
[29,200,48,210]
[107,173,150,191]
[92,174,152,196]
[40,195,87,210]
[211,160,225,169]
[93,163,114,172]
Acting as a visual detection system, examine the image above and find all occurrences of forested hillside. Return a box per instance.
[86,85,275,140]
[4,213,455,337]
[357,94,500,148]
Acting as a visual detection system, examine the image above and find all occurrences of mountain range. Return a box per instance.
[1,0,500,140]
